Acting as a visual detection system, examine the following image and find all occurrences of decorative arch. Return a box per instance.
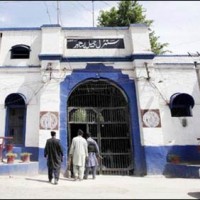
[59,63,146,176]
[5,93,26,106]
[169,93,195,117]
[5,93,27,146]
[68,79,132,175]
[10,44,31,59]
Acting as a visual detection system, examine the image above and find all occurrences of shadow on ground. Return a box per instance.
[25,177,76,183]
[25,178,49,183]
[188,192,200,199]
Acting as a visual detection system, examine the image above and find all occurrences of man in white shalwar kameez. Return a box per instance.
[69,129,88,181]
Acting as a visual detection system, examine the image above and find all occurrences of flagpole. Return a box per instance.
[57,1,60,25]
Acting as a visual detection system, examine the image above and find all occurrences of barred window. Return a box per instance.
[169,93,195,117]
[10,44,31,59]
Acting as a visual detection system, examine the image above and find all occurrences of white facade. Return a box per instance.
[0,24,199,176]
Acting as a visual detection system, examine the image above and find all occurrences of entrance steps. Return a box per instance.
[0,160,39,175]
[164,162,200,178]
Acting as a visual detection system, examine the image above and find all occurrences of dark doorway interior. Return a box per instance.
[68,124,87,149]
[5,93,26,146]
[67,80,133,175]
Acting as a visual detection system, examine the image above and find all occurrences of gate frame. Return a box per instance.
[68,81,132,175]
[60,63,147,176]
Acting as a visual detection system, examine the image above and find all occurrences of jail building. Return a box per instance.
[0,24,200,177]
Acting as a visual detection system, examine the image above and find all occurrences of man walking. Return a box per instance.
[84,132,100,180]
[69,129,88,181]
[44,131,64,185]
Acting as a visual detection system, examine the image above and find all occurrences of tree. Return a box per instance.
[97,0,170,55]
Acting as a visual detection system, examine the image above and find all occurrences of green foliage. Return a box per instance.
[6,152,17,158]
[149,31,170,55]
[97,0,171,55]
[20,152,32,156]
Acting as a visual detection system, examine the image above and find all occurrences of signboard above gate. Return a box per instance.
[67,38,125,49]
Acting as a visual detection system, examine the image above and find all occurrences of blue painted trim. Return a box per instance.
[58,63,146,176]
[0,23,146,32]
[132,54,155,60]
[38,148,66,174]
[0,27,40,31]
[39,147,67,174]
[0,162,39,176]
[62,26,128,31]
[38,54,62,61]
[41,24,61,28]
[0,146,39,175]
[61,56,132,62]
[13,147,39,161]
[39,54,155,62]
[38,147,46,173]
[145,145,200,176]
[1,147,39,162]
[164,163,200,178]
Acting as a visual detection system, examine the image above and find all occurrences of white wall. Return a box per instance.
[137,56,200,146]
[0,68,41,146]
[1,25,199,150]
[129,24,152,54]
[41,26,62,55]
[0,30,41,66]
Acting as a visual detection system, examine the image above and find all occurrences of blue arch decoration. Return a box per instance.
[59,63,146,176]
[5,93,27,147]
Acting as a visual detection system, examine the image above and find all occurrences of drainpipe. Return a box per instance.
[194,61,200,92]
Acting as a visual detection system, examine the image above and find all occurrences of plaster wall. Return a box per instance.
[136,65,200,143]
[0,69,41,147]
[0,30,41,66]
[41,26,62,55]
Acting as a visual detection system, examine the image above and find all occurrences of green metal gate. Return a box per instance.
[68,80,133,175]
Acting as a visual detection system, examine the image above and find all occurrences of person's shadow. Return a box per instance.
[188,192,200,199]
[26,177,75,183]
[25,178,49,183]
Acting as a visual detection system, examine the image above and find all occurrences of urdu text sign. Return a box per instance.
[67,38,125,49]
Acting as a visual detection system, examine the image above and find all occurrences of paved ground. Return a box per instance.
[0,174,200,199]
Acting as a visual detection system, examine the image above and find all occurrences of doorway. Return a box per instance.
[67,80,134,175]
[5,93,26,146]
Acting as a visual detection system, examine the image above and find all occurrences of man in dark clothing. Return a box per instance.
[44,131,64,185]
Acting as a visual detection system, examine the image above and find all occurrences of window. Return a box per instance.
[10,44,31,59]
[0,33,2,52]
[169,93,195,117]
[5,93,26,146]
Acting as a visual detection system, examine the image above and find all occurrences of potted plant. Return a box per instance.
[20,152,32,163]
[167,154,180,164]
[6,152,17,164]
[6,143,13,153]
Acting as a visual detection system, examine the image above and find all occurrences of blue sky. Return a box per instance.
[0,1,199,55]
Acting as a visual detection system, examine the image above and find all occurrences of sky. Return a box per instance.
[0,1,199,55]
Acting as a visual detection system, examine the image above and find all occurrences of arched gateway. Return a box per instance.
[60,64,146,176]
[68,80,133,175]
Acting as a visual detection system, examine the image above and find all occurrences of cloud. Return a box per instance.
[0,17,6,23]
